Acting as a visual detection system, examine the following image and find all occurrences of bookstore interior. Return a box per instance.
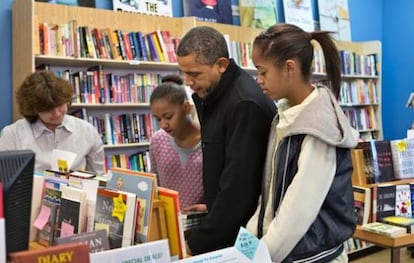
[1,0,414,262]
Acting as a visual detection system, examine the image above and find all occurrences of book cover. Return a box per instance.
[361,222,407,237]
[106,168,157,243]
[183,0,233,24]
[390,139,414,179]
[112,0,173,17]
[94,188,136,249]
[353,186,371,225]
[376,184,396,221]
[350,149,367,186]
[239,0,278,29]
[36,186,63,246]
[56,185,88,237]
[356,140,395,183]
[395,184,412,217]
[7,242,90,263]
[380,215,414,234]
[282,0,314,32]
[55,229,110,253]
[158,187,184,260]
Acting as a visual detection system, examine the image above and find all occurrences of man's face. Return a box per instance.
[177,53,224,98]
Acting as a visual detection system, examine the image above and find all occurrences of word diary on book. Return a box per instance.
[8,243,90,263]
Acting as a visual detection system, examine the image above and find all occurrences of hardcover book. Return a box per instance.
[376,183,396,221]
[158,187,184,260]
[106,168,157,244]
[380,215,414,233]
[55,229,110,253]
[112,0,173,17]
[390,139,414,179]
[361,222,407,237]
[395,184,412,217]
[8,242,90,263]
[353,185,371,225]
[94,188,137,249]
[356,140,395,183]
[239,0,278,29]
[183,0,233,24]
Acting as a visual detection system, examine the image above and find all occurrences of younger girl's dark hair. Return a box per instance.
[150,75,188,105]
[17,70,73,123]
[253,23,341,98]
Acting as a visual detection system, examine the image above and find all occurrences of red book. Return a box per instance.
[7,243,90,263]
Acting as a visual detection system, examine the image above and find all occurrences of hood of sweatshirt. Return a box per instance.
[276,85,359,149]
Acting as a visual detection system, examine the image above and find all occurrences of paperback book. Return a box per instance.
[361,222,407,237]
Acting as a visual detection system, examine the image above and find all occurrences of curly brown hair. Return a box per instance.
[17,70,73,123]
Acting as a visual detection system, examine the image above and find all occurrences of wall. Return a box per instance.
[381,1,414,140]
[0,0,408,140]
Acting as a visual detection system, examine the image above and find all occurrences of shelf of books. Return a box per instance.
[349,137,414,258]
[313,40,382,141]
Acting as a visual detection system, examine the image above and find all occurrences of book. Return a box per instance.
[361,222,407,237]
[282,0,314,32]
[380,215,414,233]
[112,0,173,17]
[7,242,90,263]
[239,0,278,29]
[56,185,88,237]
[353,185,371,225]
[106,168,157,244]
[94,188,137,249]
[55,229,110,253]
[356,140,395,183]
[183,0,233,24]
[395,184,412,216]
[390,139,414,179]
[157,187,184,260]
[350,149,367,186]
[376,183,396,221]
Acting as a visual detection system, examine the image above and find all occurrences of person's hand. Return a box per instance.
[182,204,207,213]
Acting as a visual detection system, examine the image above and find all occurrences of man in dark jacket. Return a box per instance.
[176,26,276,255]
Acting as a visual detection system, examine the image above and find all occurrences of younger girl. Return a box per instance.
[149,75,205,212]
[246,24,359,262]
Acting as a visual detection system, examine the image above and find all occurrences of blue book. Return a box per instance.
[106,168,157,243]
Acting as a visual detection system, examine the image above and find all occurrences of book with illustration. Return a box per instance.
[106,167,157,244]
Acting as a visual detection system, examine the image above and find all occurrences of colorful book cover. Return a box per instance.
[356,140,395,183]
[94,188,136,249]
[183,0,233,24]
[395,184,412,217]
[158,187,184,260]
[390,139,414,179]
[353,186,371,225]
[106,168,157,244]
[239,0,278,29]
[380,215,414,233]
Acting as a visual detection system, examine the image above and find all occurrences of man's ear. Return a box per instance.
[216,57,230,73]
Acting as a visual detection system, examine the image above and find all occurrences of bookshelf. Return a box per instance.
[313,41,383,141]
[12,0,266,171]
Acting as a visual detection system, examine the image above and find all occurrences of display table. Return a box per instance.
[353,225,414,263]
